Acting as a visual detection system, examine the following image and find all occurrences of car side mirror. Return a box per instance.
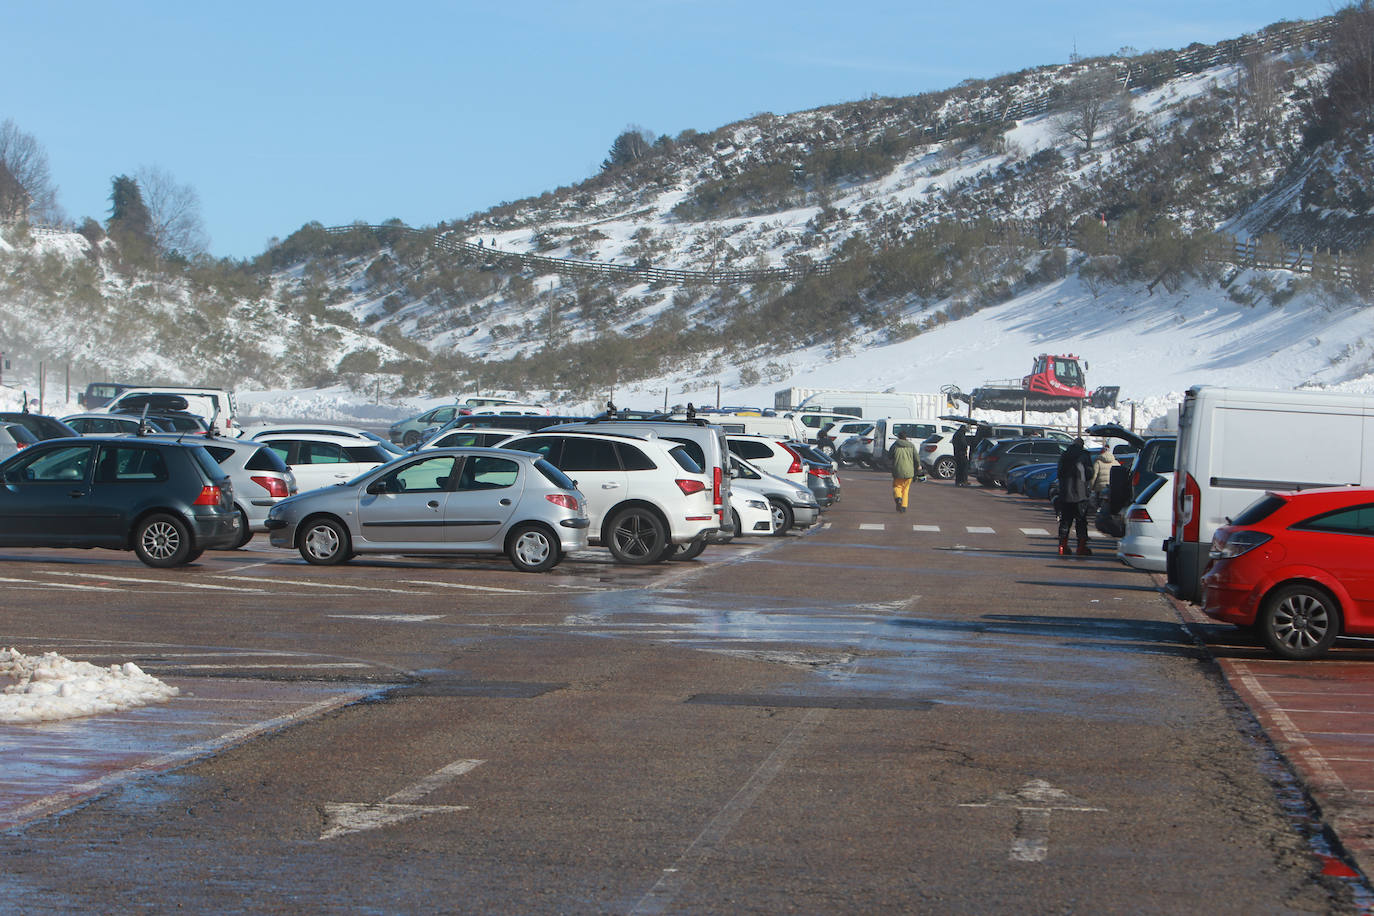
[365,480,387,495]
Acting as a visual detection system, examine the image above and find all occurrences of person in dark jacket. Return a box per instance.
[952,426,971,487]
[1056,437,1094,555]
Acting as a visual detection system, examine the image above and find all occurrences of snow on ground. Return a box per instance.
[0,648,179,725]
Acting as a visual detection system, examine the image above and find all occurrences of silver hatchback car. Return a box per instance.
[265,447,590,572]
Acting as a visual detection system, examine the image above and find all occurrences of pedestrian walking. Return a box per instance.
[1089,445,1118,510]
[1056,438,1094,555]
[952,425,971,486]
[890,431,917,513]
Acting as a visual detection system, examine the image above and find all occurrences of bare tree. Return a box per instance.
[1056,69,1126,152]
[0,119,60,222]
[135,164,208,256]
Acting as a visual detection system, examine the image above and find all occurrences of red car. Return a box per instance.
[1202,487,1374,659]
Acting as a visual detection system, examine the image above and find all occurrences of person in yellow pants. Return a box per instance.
[890,431,917,513]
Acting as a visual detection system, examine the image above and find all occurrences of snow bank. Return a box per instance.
[0,648,179,724]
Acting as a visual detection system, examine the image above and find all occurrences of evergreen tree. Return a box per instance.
[107,174,153,244]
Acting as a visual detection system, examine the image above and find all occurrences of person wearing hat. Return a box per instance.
[890,431,918,513]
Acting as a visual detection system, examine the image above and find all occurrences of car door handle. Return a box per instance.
[602,482,620,489]
[68,489,85,499]
[427,500,440,509]
[499,498,512,506]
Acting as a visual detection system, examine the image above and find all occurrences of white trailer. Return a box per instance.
[1166,385,1374,603]
[776,388,944,419]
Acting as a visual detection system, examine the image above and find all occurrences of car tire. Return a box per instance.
[933,456,956,480]
[728,508,743,541]
[299,516,352,566]
[768,499,793,535]
[507,523,560,572]
[1259,583,1342,660]
[606,507,669,564]
[230,507,253,549]
[669,537,707,561]
[402,430,421,447]
[134,513,194,568]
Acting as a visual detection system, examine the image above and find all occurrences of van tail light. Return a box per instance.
[193,485,223,506]
[713,465,724,520]
[676,479,707,496]
[1177,472,1200,543]
[780,442,802,476]
[545,493,579,510]
[252,476,289,498]
[1126,505,1151,522]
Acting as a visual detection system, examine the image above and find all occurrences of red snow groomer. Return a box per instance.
[950,354,1120,412]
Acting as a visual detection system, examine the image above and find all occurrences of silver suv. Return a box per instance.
[501,430,718,564]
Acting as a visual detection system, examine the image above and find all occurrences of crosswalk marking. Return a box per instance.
[1020,527,1051,536]
[859,523,886,531]
[912,525,940,532]
[966,526,996,534]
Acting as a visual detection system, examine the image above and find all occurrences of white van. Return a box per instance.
[868,418,963,470]
[103,386,241,435]
[796,390,943,420]
[1166,386,1374,603]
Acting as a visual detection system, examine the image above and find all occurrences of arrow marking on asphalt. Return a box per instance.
[320,758,484,840]
[959,779,1105,862]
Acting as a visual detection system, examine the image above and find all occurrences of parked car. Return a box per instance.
[817,419,872,461]
[1005,461,1056,495]
[725,484,777,538]
[266,447,589,572]
[726,434,806,486]
[388,404,467,446]
[151,435,298,548]
[110,407,210,436]
[500,430,718,563]
[0,412,79,441]
[253,433,394,493]
[974,438,1070,488]
[920,417,1072,479]
[787,410,862,446]
[417,427,526,451]
[0,437,239,566]
[1117,473,1173,573]
[1201,487,1374,659]
[867,418,962,471]
[0,423,36,461]
[247,424,404,455]
[1017,463,1061,500]
[103,387,240,436]
[728,453,820,535]
[63,412,172,436]
[77,381,137,409]
[788,441,841,506]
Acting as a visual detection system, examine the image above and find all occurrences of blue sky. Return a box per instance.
[7,1,1340,260]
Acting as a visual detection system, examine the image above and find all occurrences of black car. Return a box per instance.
[0,437,239,566]
[110,407,210,435]
[974,437,1070,488]
[788,441,842,506]
[0,412,80,441]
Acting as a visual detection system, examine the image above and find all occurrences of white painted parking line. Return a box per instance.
[214,575,416,594]
[1021,528,1051,536]
[912,525,940,532]
[966,526,996,534]
[859,523,886,531]
[327,614,446,623]
[167,663,375,670]
[402,580,534,594]
[0,576,122,592]
[321,758,483,839]
[40,571,264,592]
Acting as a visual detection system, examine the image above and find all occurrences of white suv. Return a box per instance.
[254,433,395,493]
[500,430,718,564]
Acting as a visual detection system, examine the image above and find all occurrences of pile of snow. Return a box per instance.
[0,648,179,725]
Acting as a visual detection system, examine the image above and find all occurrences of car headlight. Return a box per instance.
[745,499,767,510]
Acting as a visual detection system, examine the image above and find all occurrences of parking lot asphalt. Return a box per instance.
[0,469,1371,912]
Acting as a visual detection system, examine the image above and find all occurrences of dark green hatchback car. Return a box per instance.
[0,437,239,566]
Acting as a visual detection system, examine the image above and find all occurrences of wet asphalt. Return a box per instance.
[0,468,1367,913]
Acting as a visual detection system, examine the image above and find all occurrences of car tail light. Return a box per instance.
[921,444,935,453]
[252,475,289,498]
[779,442,802,475]
[811,466,833,477]
[1126,505,1152,522]
[713,465,724,520]
[676,479,707,496]
[1210,529,1271,560]
[193,485,223,506]
[860,437,873,445]
[1177,472,1200,543]
[545,493,579,510]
